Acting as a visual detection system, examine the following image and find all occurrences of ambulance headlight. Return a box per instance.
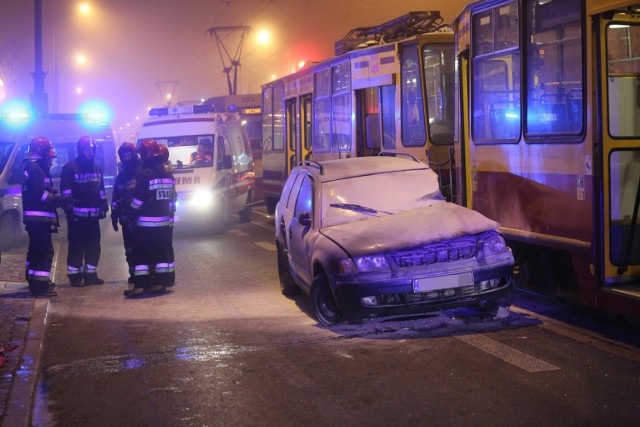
[190,189,215,209]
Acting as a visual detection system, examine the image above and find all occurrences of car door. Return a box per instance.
[288,174,314,288]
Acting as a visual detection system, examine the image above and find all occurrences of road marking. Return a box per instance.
[251,210,275,231]
[457,334,560,373]
[254,241,276,252]
[52,240,62,279]
[228,229,250,237]
[511,306,640,363]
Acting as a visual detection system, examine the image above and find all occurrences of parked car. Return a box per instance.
[275,154,515,325]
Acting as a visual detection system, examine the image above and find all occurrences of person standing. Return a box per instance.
[126,139,176,296]
[158,143,176,286]
[21,137,60,296]
[111,142,142,283]
[60,135,108,286]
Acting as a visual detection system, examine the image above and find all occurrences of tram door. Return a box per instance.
[596,9,640,285]
[300,94,313,162]
[355,87,382,157]
[455,48,471,208]
[285,98,298,173]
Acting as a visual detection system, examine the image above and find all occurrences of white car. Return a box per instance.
[275,154,515,325]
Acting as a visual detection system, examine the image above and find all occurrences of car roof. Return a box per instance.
[296,156,429,182]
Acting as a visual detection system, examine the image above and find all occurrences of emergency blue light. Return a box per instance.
[149,104,215,117]
[0,100,33,128]
[148,107,169,116]
[78,100,112,124]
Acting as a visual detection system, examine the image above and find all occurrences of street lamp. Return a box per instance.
[51,3,92,112]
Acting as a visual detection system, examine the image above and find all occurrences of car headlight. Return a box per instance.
[189,189,215,209]
[339,255,390,274]
[481,234,508,257]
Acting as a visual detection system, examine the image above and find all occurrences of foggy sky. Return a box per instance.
[0,0,467,140]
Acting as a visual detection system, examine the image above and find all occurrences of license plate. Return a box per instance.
[413,272,473,293]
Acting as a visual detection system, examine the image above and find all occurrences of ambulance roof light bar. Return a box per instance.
[148,104,216,117]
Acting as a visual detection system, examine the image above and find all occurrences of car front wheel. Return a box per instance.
[311,273,342,326]
[277,242,300,296]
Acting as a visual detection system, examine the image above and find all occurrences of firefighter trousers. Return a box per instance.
[25,222,54,292]
[67,217,101,282]
[119,218,135,276]
[132,225,174,289]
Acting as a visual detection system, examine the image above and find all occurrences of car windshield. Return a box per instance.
[321,168,444,228]
[149,135,214,169]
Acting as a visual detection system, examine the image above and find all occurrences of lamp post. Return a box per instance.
[52,3,92,113]
[31,0,48,116]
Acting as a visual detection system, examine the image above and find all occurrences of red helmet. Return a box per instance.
[77,135,96,154]
[29,136,57,159]
[117,142,137,162]
[158,144,169,164]
[138,139,159,160]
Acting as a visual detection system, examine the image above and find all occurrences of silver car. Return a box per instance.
[275,155,515,325]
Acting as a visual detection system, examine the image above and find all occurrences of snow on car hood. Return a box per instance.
[321,202,500,255]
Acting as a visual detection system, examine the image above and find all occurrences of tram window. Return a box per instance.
[525,0,583,138]
[273,84,284,151]
[362,87,381,154]
[473,9,494,56]
[471,1,521,143]
[607,24,640,138]
[314,68,332,153]
[332,62,350,95]
[314,98,331,153]
[316,68,331,97]
[423,44,455,146]
[332,93,351,153]
[381,85,396,149]
[262,87,273,153]
[401,45,426,147]
[331,62,352,153]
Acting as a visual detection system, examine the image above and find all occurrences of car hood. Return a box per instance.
[320,202,500,255]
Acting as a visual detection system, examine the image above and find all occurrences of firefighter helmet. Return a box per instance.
[138,139,159,160]
[28,136,57,159]
[77,135,96,154]
[117,142,137,162]
[157,144,169,164]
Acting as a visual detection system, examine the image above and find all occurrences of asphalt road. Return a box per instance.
[33,210,640,426]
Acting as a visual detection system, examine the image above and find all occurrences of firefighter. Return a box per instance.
[21,136,61,296]
[111,142,142,283]
[126,139,176,297]
[60,135,109,286]
[158,143,176,286]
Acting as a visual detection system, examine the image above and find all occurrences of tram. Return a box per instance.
[453,0,640,319]
[261,11,456,213]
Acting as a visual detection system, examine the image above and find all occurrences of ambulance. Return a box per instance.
[0,111,117,250]
[136,104,255,231]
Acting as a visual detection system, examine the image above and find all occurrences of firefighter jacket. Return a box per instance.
[60,156,108,219]
[111,158,142,222]
[21,158,60,227]
[129,157,176,228]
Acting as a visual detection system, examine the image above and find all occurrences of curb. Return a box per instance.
[1,297,49,427]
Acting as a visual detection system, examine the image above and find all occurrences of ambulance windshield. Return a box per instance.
[153,134,214,169]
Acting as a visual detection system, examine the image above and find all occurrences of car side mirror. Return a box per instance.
[298,211,311,227]
[219,154,232,169]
